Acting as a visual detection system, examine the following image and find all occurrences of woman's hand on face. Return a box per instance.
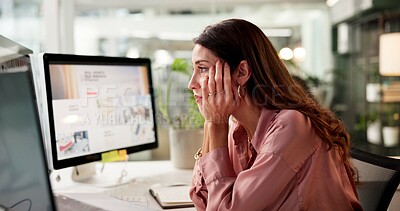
[201,60,238,124]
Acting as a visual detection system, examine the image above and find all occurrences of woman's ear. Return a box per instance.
[235,60,251,85]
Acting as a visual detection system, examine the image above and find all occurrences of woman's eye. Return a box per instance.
[198,67,208,74]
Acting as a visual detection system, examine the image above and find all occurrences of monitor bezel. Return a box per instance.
[41,53,158,170]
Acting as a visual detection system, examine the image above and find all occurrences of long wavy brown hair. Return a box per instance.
[193,18,356,178]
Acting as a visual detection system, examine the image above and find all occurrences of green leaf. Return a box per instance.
[171,58,190,75]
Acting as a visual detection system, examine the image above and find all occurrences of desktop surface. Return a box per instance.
[50,160,195,211]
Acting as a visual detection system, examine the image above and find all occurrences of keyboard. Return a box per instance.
[54,194,106,211]
[54,192,152,211]
[105,179,150,207]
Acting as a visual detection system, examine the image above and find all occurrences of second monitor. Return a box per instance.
[36,53,158,184]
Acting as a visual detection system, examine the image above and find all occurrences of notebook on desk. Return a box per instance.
[149,184,194,209]
[0,36,150,211]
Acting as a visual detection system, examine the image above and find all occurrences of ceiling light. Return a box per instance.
[262,28,292,37]
[294,47,306,61]
[326,0,340,7]
[379,33,400,76]
[279,47,293,61]
[157,32,197,41]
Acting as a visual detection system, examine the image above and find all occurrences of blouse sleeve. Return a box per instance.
[189,145,299,210]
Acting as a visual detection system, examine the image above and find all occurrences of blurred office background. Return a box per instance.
[1,0,400,157]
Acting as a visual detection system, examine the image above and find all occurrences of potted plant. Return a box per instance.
[157,58,204,169]
[354,111,381,145]
[158,58,204,129]
[366,111,382,145]
[382,105,400,147]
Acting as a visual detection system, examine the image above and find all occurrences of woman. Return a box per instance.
[187,19,362,211]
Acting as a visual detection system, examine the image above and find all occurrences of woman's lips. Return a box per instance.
[194,95,202,103]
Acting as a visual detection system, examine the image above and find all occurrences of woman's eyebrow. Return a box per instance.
[194,60,210,65]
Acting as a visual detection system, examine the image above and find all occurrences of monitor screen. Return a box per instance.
[39,53,158,170]
[0,36,56,210]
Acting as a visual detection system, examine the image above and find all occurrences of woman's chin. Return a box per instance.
[195,102,203,113]
[195,98,202,104]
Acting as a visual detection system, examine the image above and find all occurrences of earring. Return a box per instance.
[238,85,245,99]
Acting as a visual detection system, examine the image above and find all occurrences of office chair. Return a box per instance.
[350,147,400,211]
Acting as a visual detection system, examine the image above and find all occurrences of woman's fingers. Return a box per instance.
[223,62,232,100]
[215,60,224,94]
[208,65,216,95]
[201,74,209,101]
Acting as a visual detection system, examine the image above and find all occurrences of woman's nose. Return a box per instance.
[187,72,199,90]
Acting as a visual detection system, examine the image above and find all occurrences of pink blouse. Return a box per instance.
[190,109,363,211]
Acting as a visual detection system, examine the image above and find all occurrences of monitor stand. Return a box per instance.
[71,162,132,188]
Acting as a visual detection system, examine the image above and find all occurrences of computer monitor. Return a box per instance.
[0,36,57,210]
[36,53,158,186]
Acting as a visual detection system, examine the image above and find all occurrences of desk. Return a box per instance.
[50,160,195,211]
[50,160,400,210]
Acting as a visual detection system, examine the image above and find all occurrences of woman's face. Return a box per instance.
[188,44,220,106]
